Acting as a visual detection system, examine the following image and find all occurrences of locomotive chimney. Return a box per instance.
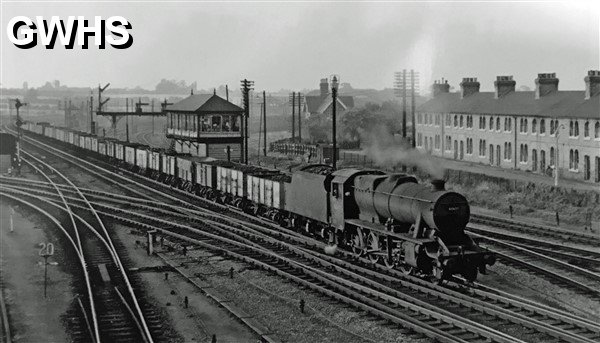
[431,179,446,191]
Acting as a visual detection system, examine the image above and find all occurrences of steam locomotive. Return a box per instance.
[22,121,495,282]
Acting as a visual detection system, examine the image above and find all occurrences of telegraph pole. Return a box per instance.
[263,91,267,157]
[297,92,303,142]
[290,92,296,142]
[410,69,416,148]
[402,70,407,139]
[331,75,339,170]
[394,69,419,146]
[241,79,254,164]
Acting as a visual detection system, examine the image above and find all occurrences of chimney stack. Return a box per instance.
[431,179,446,192]
[494,76,516,99]
[460,77,480,99]
[584,70,600,99]
[320,78,329,98]
[535,73,559,99]
[432,79,450,97]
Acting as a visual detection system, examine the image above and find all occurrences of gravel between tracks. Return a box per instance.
[478,262,600,320]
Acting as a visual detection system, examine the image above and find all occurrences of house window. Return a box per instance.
[584,121,590,137]
[532,119,537,133]
[540,119,546,134]
[435,135,440,150]
[482,140,487,156]
[574,121,579,137]
[508,118,512,131]
[550,147,555,166]
[454,115,458,127]
[522,144,528,162]
[569,149,574,169]
[496,117,501,131]
[489,116,494,130]
[569,121,574,136]
[596,121,600,138]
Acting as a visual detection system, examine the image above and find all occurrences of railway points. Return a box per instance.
[2,122,599,343]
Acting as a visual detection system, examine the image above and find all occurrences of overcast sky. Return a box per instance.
[1,1,599,93]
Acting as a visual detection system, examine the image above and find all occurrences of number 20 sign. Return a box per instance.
[39,242,54,257]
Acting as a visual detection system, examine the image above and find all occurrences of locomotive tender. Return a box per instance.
[22,122,495,282]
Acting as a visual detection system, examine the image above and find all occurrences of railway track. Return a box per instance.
[468,225,600,272]
[473,234,600,298]
[3,179,600,343]
[7,128,600,342]
[2,153,158,342]
[470,213,599,246]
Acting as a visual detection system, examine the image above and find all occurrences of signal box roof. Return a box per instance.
[166,94,244,113]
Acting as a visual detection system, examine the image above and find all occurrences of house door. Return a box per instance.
[540,150,546,173]
[489,144,494,165]
[584,155,590,180]
[460,141,464,160]
[496,145,501,166]
[596,157,600,182]
[454,140,458,159]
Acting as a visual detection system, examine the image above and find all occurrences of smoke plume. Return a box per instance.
[360,125,445,179]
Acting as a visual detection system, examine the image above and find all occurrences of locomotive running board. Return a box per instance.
[345,219,436,245]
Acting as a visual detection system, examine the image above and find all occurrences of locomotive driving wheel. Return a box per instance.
[366,232,380,264]
[351,228,365,257]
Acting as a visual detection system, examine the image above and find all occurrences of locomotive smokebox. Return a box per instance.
[431,179,446,192]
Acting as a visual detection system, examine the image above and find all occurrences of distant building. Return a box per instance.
[416,71,600,183]
[304,78,355,117]
[165,93,244,160]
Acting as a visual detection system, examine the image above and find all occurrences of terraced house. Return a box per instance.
[416,71,600,183]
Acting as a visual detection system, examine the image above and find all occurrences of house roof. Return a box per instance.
[305,95,355,114]
[417,91,600,119]
[167,94,244,113]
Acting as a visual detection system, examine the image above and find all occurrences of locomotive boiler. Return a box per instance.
[329,169,495,282]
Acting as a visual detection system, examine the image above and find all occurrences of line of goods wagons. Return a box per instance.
[25,122,316,219]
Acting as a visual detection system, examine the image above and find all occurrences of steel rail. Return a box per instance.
[12,128,600,342]
[474,234,600,296]
[0,186,156,343]
[0,192,99,343]
[21,151,155,343]
[5,184,598,343]
[61,202,524,343]
[470,213,599,244]
[4,170,600,342]
[17,157,100,342]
